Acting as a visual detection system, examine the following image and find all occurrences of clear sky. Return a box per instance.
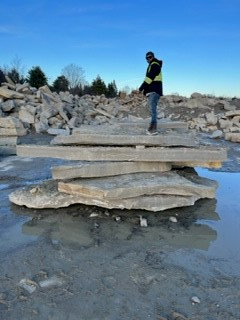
[0,0,239,97]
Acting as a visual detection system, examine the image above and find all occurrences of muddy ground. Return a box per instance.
[0,131,240,320]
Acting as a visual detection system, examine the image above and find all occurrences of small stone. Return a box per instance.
[30,187,40,194]
[89,213,99,218]
[19,278,38,294]
[191,296,201,304]
[139,215,148,227]
[172,311,189,320]
[115,216,121,222]
[19,295,28,301]
[169,216,178,223]
[210,130,223,139]
[104,210,110,216]
[39,275,64,288]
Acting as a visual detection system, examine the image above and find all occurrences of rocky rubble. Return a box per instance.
[0,78,240,148]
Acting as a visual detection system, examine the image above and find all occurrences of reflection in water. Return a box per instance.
[22,216,94,248]
[20,198,219,251]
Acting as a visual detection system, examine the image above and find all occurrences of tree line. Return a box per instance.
[0,59,118,98]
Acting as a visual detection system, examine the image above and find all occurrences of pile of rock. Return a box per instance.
[1,77,240,146]
[0,116,27,155]
[9,122,227,212]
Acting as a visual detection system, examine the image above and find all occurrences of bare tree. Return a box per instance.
[61,63,86,89]
[10,55,26,78]
[1,55,25,83]
[121,85,131,94]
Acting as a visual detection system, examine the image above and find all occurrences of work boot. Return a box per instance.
[146,123,158,135]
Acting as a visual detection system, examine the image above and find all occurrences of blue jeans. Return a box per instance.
[147,92,160,125]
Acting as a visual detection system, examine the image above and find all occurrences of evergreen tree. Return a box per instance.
[26,66,48,88]
[107,80,118,98]
[0,69,6,85]
[52,75,69,93]
[91,75,107,95]
[82,85,92,95]
[7,68,24,84]
[70,84,83,96]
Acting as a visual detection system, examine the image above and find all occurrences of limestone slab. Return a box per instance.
[51,133,196,147]
[73,122,188,137]
[0,128,27,136]
[9,180,200,211]
[119,119,188,129]
[58,171,217,200]
[0,116,24,128]
[52,161,172,179]
[0,136,17,146]
[0,87,24,99]
[17,145,227,163]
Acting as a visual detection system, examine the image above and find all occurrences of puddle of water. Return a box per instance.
[2,167,240,270]
[0,184,9,190]
[0,220,37,254]
[196,169,240,262]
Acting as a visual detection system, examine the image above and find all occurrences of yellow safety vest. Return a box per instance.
[144,61,162,84]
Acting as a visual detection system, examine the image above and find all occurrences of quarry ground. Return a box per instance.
[0,120,240,319]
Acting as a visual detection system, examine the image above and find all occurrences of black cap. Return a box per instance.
[146,51,154,58]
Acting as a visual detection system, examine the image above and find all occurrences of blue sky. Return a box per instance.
[0,0,239,97]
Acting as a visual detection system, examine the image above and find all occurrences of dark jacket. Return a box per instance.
[139,58,163,96]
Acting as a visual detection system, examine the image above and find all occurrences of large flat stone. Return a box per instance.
[9,180,200,211]
[51,133,196,147]
[0,87,24,99]
[0,128,27,136]
[58,171,217,200]
[0,116,24,129]
[72,121,188,136]
[52,161,172,179]
[17,145,227,163]
[0,136,17,146]
[119,119,188,129]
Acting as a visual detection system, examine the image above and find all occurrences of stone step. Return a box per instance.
[72,121,188,136]
[58,170,217,200]
[51,133,196,147]
[17,145,227,163]
[52,161,172,179]
[9,180,200,211]
[0,136,17,146]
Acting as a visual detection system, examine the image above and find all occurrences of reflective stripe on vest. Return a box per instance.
[145,61,162,84]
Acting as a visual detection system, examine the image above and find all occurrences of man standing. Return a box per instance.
[139,51,163,135]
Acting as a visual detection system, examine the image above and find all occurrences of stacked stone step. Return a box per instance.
[9,122,227,211]
[0,116,27,156]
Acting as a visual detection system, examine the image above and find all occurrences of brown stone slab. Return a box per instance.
[51,133,196,147]
[58,171,217,200]
[17,145,227,163]
[9,180,200,211]
[52,161,172,179]
[172,161,223,168]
